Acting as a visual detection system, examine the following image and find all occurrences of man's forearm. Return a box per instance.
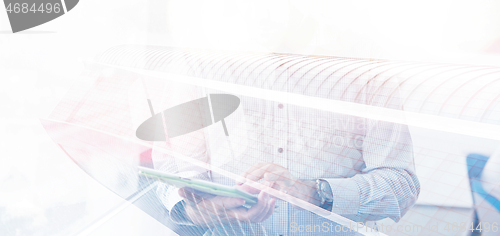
[323,167,420,222]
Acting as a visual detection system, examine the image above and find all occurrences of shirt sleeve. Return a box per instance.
[324,119,420,222]
[324,78,420,222]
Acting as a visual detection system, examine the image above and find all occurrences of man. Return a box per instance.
[152,60,420,235]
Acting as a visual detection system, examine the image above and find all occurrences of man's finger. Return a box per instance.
[236,183,261,194]
[263,169,295,185]
[237,163,269,184]
[211,197,246,210]
[255,191,272,222]
[178,188,199,202]
[239,163,280,184]
[254,195,276,223]
[246,188,270,219]
[223,207,250,222]
[178,187,187,197]
[260,198,277,222]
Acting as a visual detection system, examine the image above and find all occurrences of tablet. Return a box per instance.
[138,166,258,206]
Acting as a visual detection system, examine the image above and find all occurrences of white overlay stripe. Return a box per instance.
[101,62,500,142]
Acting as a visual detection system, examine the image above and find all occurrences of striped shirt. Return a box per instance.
[153,66,419,235]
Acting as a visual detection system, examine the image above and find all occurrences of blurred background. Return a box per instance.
[1,0,500,235]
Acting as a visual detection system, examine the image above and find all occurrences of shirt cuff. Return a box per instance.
[322,178,361,216]
[170,200,195,225]
[164,187,184,212]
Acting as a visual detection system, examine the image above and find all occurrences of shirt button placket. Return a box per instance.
[275,103,288,168]
[274,102,288,236]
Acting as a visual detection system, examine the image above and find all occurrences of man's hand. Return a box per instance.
[178,185,276,227]
[237,163,321,210]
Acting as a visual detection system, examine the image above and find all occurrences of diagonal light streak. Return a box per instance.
[43,118,384,236]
